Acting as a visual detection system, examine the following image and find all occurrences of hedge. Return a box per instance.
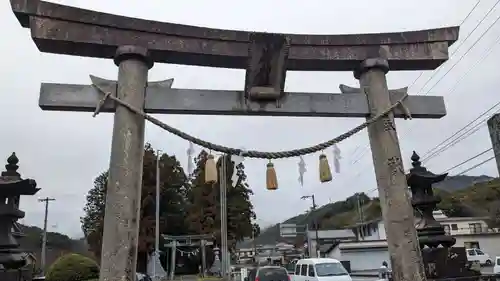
[46,253,99,281]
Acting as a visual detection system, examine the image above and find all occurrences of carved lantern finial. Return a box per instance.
[411,151,421,167]
[407,151,455,249]
[2,153,20,178]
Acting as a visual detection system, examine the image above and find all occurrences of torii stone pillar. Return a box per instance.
[487,114,500,175]
[354,59,425,281]
[99,46,153,281]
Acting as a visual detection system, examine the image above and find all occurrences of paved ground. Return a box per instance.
[350,266,495,280]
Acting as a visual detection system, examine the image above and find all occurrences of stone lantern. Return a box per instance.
[0,153,39,281]
[407,151,479,279]
[407,151,455,248]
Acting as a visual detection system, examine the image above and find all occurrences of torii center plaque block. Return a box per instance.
[10,1,459,281]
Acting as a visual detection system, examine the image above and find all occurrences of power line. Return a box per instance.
[459,1,483,26]
[426,123,487,161]
[422,122,487,163]
[347,98,500,194]
[419,13,500,96]
[346,3,500,167]
[415,0,499,94]
[341,3,499,198]
[415,31,500,163]
[440,30,500,98]
[421,104,500,162]
[436,131,500,175]
[441,148,493,174]
[454,155,495,175]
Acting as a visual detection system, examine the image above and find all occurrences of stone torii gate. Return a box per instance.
[10,1,459,281]
[162,234,213,279]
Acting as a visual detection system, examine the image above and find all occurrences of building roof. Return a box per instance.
[437,216,490,222]
[339,240,388,250]
[347,218,382,228]
[307,229,355,239]
[346,210,490,228]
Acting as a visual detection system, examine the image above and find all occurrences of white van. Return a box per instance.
[466,248,492,265]
[493,256,500,275]
[293,258,352,281]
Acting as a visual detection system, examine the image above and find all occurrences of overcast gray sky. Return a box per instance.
[1,0,499,238]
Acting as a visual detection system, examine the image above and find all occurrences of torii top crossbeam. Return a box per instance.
[11,0,458,71]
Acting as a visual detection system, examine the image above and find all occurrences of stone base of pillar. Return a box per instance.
[422,247,479,279]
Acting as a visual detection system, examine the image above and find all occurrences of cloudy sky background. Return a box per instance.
[1,0,499,238]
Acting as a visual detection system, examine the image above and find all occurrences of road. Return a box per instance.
[350,266,495,281]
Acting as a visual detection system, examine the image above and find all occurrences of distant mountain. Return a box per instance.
[433,175,493,192]
[252,175,496,246]
[17,224,93,272]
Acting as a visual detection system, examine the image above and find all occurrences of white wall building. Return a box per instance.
[306,229,356,258]
[325,211,500,272]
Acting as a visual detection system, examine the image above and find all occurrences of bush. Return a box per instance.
[46,253,99,281]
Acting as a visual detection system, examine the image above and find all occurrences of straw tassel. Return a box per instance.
[266,161,278,190]
[205,154,218,184]
[319,154,333,183]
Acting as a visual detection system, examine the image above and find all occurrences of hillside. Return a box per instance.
[433,175,492,192]
[17,224,92,272]
[252,175,496,245]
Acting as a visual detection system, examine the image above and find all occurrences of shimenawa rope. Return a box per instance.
[92,84,411,159]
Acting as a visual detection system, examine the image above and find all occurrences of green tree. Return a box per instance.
[185,152,256,251]
[81,172,107,260]
[80,143,190,270]
[252,223,261,238]
[185,150,218,236]
[220,154,256,249]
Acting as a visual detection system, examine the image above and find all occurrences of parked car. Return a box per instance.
[466,248,492,265]
[285,262,296,275]
[293,258,352,281]
[245,266,290,281]
[493,256,500,275]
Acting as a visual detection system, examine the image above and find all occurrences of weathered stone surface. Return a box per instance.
[11,0,459,71]
[39,76,447,118]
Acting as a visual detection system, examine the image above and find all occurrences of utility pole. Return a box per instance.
[356,193,364,224]
[356,193,364,239]
[219,156,229,279]
[154,150,161,281]
[38,197,55,275]
[252,225,257,264]
[301,195,319,258]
